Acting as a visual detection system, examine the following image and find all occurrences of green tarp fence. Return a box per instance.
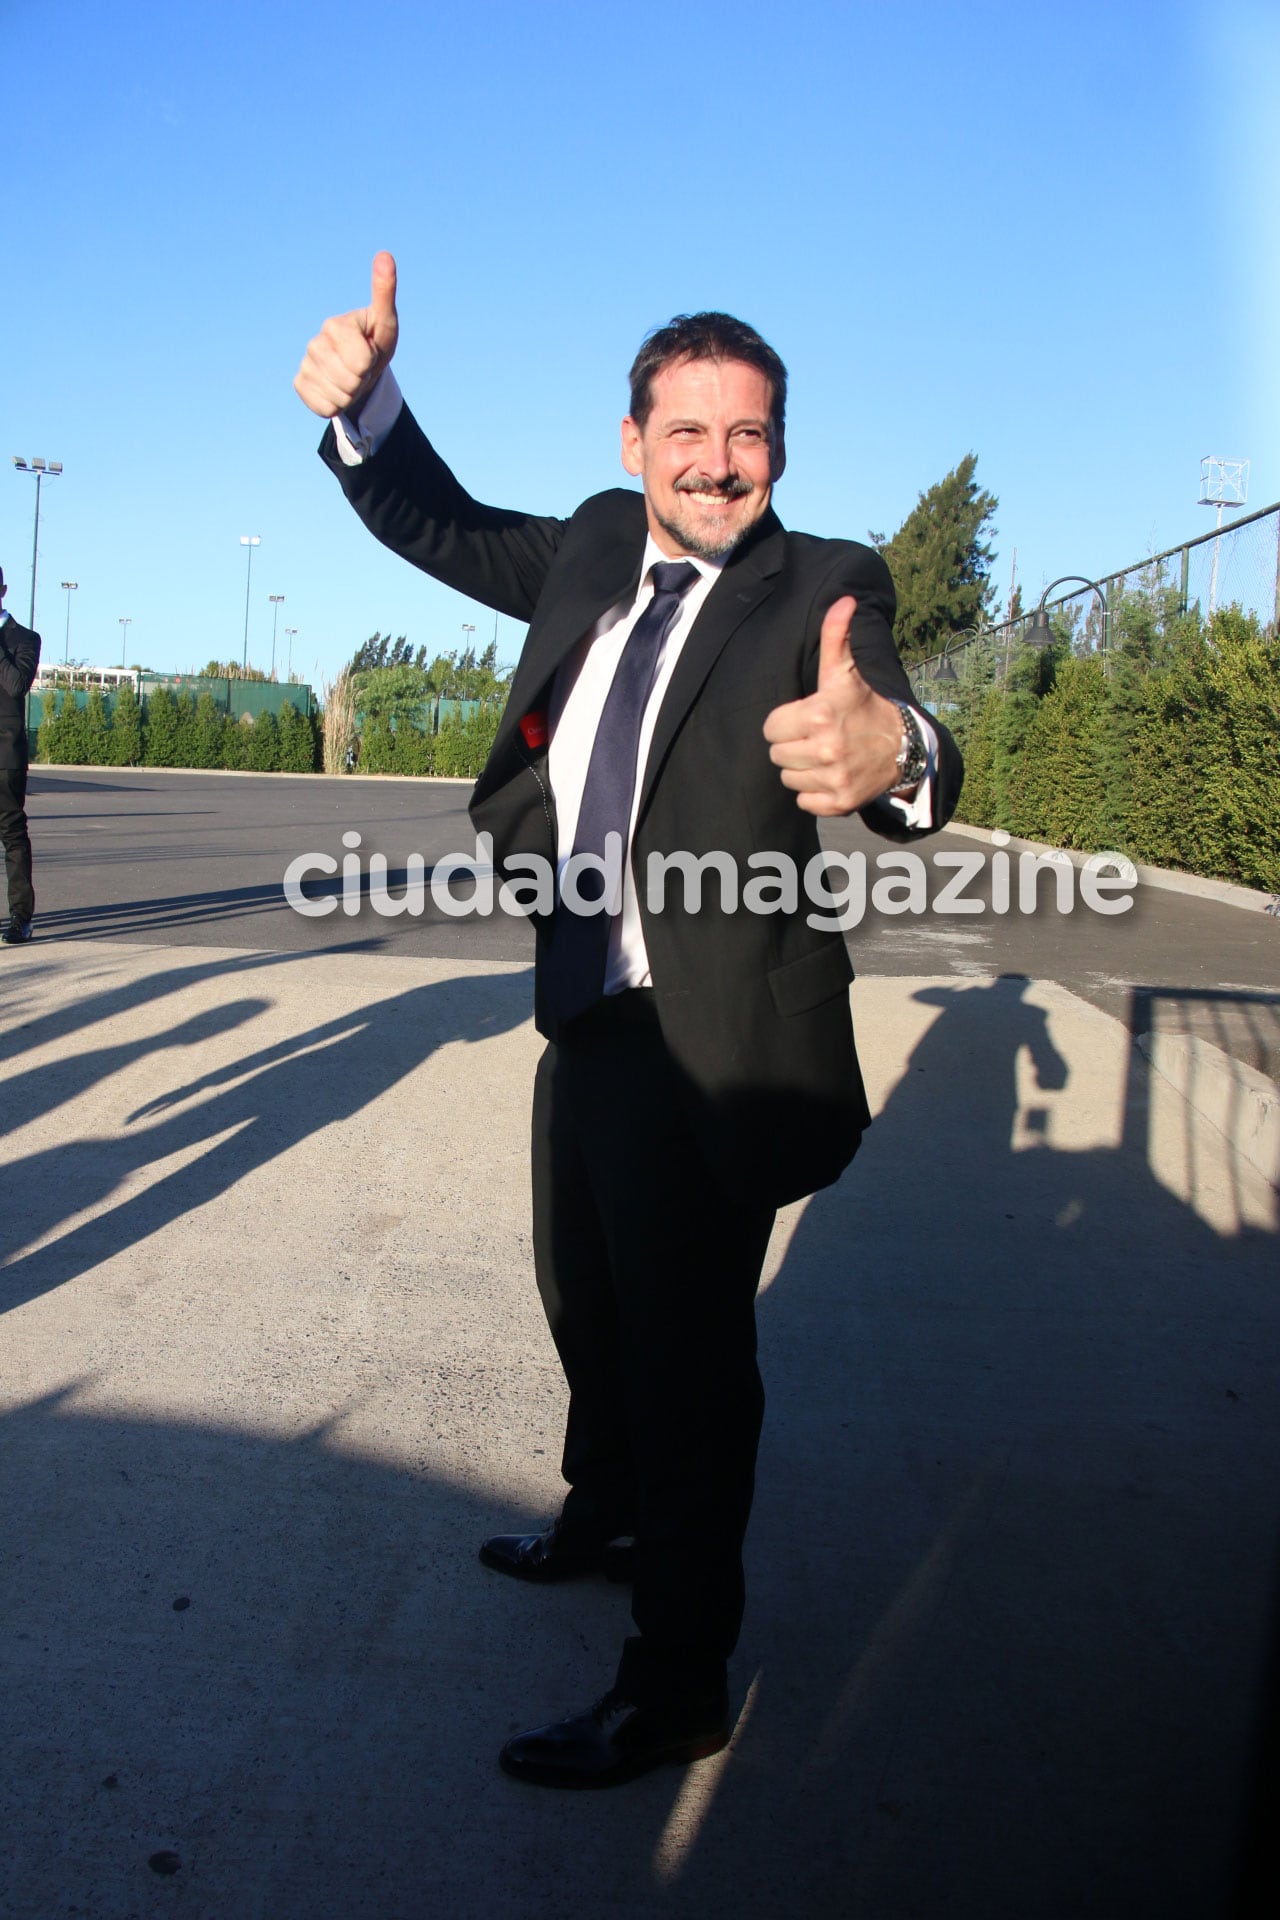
[26,674,316,754]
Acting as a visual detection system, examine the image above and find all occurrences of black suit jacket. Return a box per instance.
[0,614,41,770]
[322,408,962,1207]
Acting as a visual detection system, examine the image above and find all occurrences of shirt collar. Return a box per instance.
[639,534,724,590]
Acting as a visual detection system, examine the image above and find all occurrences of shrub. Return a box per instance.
[433,706,501,778]
[245,709,280,771]
[358,713,395,773]
[192,691,227,767]
[143,687,181,766]
[393,723,434,776]
[37,689,82,763]
[1128,608,1280,888]
[83,686,112,765]
[222,714,250,769]
[109,682,143,765]
[276,700,318,773]
[172,691,200,767]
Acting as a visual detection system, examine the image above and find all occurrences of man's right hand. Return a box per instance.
[294,251,399,419]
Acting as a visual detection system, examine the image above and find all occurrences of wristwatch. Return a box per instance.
[888,701,928,794]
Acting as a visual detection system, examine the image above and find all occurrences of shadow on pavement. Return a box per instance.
[1,973,1276,1918]
[0,963,533,1316]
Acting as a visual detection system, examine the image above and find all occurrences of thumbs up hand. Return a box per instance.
[294,251,400,418]
[762,596,910,816]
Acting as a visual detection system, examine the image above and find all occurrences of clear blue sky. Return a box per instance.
[3,0,1276,689]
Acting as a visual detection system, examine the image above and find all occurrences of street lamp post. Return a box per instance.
[284,627,297,680]
[239,536,261,671]
[11,455,63,628]
[1026,576,1110,664]
[61,581,78,663]
[268,594,285,678]
[119,617,132,667]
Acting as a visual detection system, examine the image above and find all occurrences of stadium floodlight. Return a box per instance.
[11,453,63,625]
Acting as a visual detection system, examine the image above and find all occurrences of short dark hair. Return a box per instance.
[628,312,787,438]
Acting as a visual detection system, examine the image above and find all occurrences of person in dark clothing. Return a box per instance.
[0,566,41,944]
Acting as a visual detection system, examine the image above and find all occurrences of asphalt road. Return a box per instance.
[24,764,1280,1075]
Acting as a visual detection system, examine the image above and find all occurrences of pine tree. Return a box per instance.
[276,700,317,773]
[173,692,199,767]
[143,687,180,766]
[878,454,998,664]
[245,710,280,771]
[110,682,143,766]
[193,691,227,767]
[83,686,111,765]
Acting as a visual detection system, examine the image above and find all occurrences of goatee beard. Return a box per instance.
[655,483,756,562]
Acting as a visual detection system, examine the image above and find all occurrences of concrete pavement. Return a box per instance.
[2,936,1277,1918]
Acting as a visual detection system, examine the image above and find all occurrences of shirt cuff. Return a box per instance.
[884,709,937,830]
[333,368,405,466]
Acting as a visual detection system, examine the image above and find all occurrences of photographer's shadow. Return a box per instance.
[675,972,1278,1919]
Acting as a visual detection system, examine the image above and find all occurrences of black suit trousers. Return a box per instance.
[0,762,33,924]
[531,989,776,1699]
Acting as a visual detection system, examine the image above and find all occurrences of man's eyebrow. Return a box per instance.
[663,415,771,431]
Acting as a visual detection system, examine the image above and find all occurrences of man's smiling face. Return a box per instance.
[620,356,785,562]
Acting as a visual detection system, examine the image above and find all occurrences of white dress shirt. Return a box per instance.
[548,542,723,992]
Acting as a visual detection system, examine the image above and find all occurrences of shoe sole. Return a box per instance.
[499,1727,729,1789]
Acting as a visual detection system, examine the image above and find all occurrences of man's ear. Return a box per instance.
[620,416,643,477]
[771,430,786,483]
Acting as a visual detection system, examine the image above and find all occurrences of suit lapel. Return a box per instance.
[477,536,643,796]
[636,514,786,820]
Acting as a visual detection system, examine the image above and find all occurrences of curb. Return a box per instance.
[33,763,476,788]
[946,821,1280,917]
[1135,1031,1280,1188]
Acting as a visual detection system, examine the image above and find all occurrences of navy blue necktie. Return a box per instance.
[545,560,698,1022]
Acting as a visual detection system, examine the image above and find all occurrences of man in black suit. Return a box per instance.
[0,566,41,945]
[296,255,962,1787]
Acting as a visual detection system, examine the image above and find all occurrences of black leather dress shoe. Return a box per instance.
[1,917,32,945]
[500,1687,730,1788]
[479,1522,633,1584]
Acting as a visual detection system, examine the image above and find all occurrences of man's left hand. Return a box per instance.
[763,596,909,816]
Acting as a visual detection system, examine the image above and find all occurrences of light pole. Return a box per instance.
[461,621,476,657]
[1026,576,1109,663]
[12,455,63,628]
[268,594,285,678]
[284,627,298,680]
[1198,456,1249,617]
[119,617,132,667]
[61,581,78,663]
[239,535,261,671]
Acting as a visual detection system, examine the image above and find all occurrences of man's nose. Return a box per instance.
[697,433,733,480]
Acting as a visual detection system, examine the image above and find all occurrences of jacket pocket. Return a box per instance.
[766,940,854,1017]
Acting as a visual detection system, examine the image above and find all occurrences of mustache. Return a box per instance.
[674,475,753,500]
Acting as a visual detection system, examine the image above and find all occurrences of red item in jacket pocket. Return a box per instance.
[519,710,549,750]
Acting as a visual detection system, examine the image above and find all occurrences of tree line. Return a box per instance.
[939,593,1279,892]
[37,684,320,773]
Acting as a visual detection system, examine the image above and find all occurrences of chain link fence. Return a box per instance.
[911,500,1280,690]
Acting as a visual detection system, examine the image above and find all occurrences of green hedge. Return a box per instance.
[36,683,503,781]
[356,704,502,779]
[37,686,320,773]
[948,605,1280,890]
